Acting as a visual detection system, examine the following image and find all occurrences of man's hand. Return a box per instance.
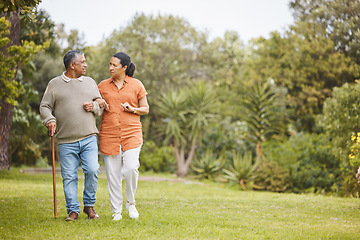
[83,101,94,112]
[46,121,56,137]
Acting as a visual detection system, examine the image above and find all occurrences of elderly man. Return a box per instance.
[40,50,104,221]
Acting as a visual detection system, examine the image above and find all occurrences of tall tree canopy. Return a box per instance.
[0,0,43,170]
[290,0,360,65]
[242,28,358,132]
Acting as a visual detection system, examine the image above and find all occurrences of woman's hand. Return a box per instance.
[95,98,109,110]
[121,102,135,113]
[121,96,149,115]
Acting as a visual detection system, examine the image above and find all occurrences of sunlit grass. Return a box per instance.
[1,168,360,239]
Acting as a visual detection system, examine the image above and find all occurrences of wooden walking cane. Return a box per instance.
[51,135,58,219]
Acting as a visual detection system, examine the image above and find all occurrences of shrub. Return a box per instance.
[223,151,259,190]
[263,133,341,194]
[254,161,291,192]
[139,141,176,173]
[191,149,225,180]
[318,82,360,195]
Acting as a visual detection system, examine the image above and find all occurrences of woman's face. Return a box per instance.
[109,57,126,79]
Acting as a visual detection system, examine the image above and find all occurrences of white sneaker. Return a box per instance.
[126,202,139,219]
[112,212,122,221]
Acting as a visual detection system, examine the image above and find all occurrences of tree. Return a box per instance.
[156,81,218,177]
[201,31,246,119]
[241,80,288,161]
[87,13,209,91]
[0,0,42,170]
[319,82,360,195]
[242,30,358,132]
[290,0,360,65]
[20,9,55,45]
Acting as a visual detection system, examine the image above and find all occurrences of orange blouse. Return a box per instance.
[98,76,147,155]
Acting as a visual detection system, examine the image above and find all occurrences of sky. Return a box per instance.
[38,0,294,46]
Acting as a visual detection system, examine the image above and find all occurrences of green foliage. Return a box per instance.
[243,28,359,132]
[9,82,47,166]
[187,81,218,140]
[201,31,246,119]
[87,13,209,89]
[198,117,251,160]
[191,149,225,180]
[155,81,218,176]
[20,9,55,46]
[0,17,20,107]
[241,80,288,160]
[155,81,217,145]
[348,133,360,170]
[0,17,43,109]
[156,89,187,144]
[320,83,360,152]
[254,161,291,192]
[0,0,41,19]
[139,140,175,173]
[319,82,360,195]
[290,0,360,65]
[223,151,259,190]
[242,80,287,143]
[263,133,342,194]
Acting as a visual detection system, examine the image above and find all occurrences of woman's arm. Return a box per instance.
[121,95,149,115]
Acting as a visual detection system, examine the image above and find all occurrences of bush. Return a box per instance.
[254,161,291,192]
[191,149,225,180]
[263,133,341,194]
[223,151,258,190]
[318,82,360,195]
[139,141,176,173]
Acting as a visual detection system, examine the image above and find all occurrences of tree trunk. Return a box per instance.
[0,11,20,170]
[256,141,266,162]
[0,102,14,170]
[174,140,186,177]
[175,139,197,178]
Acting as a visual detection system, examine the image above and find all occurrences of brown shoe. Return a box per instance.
[83,206,99,219]
[65,211,79,221]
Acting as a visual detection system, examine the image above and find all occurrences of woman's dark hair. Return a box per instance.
[113,52,136,77]
[64,50,83,70]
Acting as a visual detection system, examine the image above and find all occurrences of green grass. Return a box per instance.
[1,168,360,239]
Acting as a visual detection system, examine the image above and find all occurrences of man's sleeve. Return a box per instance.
[39,84,56,125]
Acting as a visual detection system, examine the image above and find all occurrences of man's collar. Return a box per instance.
[61,72,83,82]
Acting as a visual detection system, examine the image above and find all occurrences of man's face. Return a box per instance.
[72,54,87,76]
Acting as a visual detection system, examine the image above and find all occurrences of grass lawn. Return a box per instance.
[0,168,360,239]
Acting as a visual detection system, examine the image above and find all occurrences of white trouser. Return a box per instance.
[103,145,141,214]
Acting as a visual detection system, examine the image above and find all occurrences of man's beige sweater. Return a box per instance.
[40,74,102,144]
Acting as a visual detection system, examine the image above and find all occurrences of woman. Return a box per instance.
[97,52,149,220]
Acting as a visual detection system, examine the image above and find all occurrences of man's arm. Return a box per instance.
[83,99,108,116]
[39,84,57,134]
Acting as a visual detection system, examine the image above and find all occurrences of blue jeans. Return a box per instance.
[58,135,99,214]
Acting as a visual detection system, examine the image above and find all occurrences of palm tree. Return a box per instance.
[156,81,218,177]
[242,80,287,161]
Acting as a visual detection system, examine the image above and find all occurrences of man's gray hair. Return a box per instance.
[63,50,84,70]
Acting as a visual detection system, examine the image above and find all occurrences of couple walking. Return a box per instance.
[39,50,149,221]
